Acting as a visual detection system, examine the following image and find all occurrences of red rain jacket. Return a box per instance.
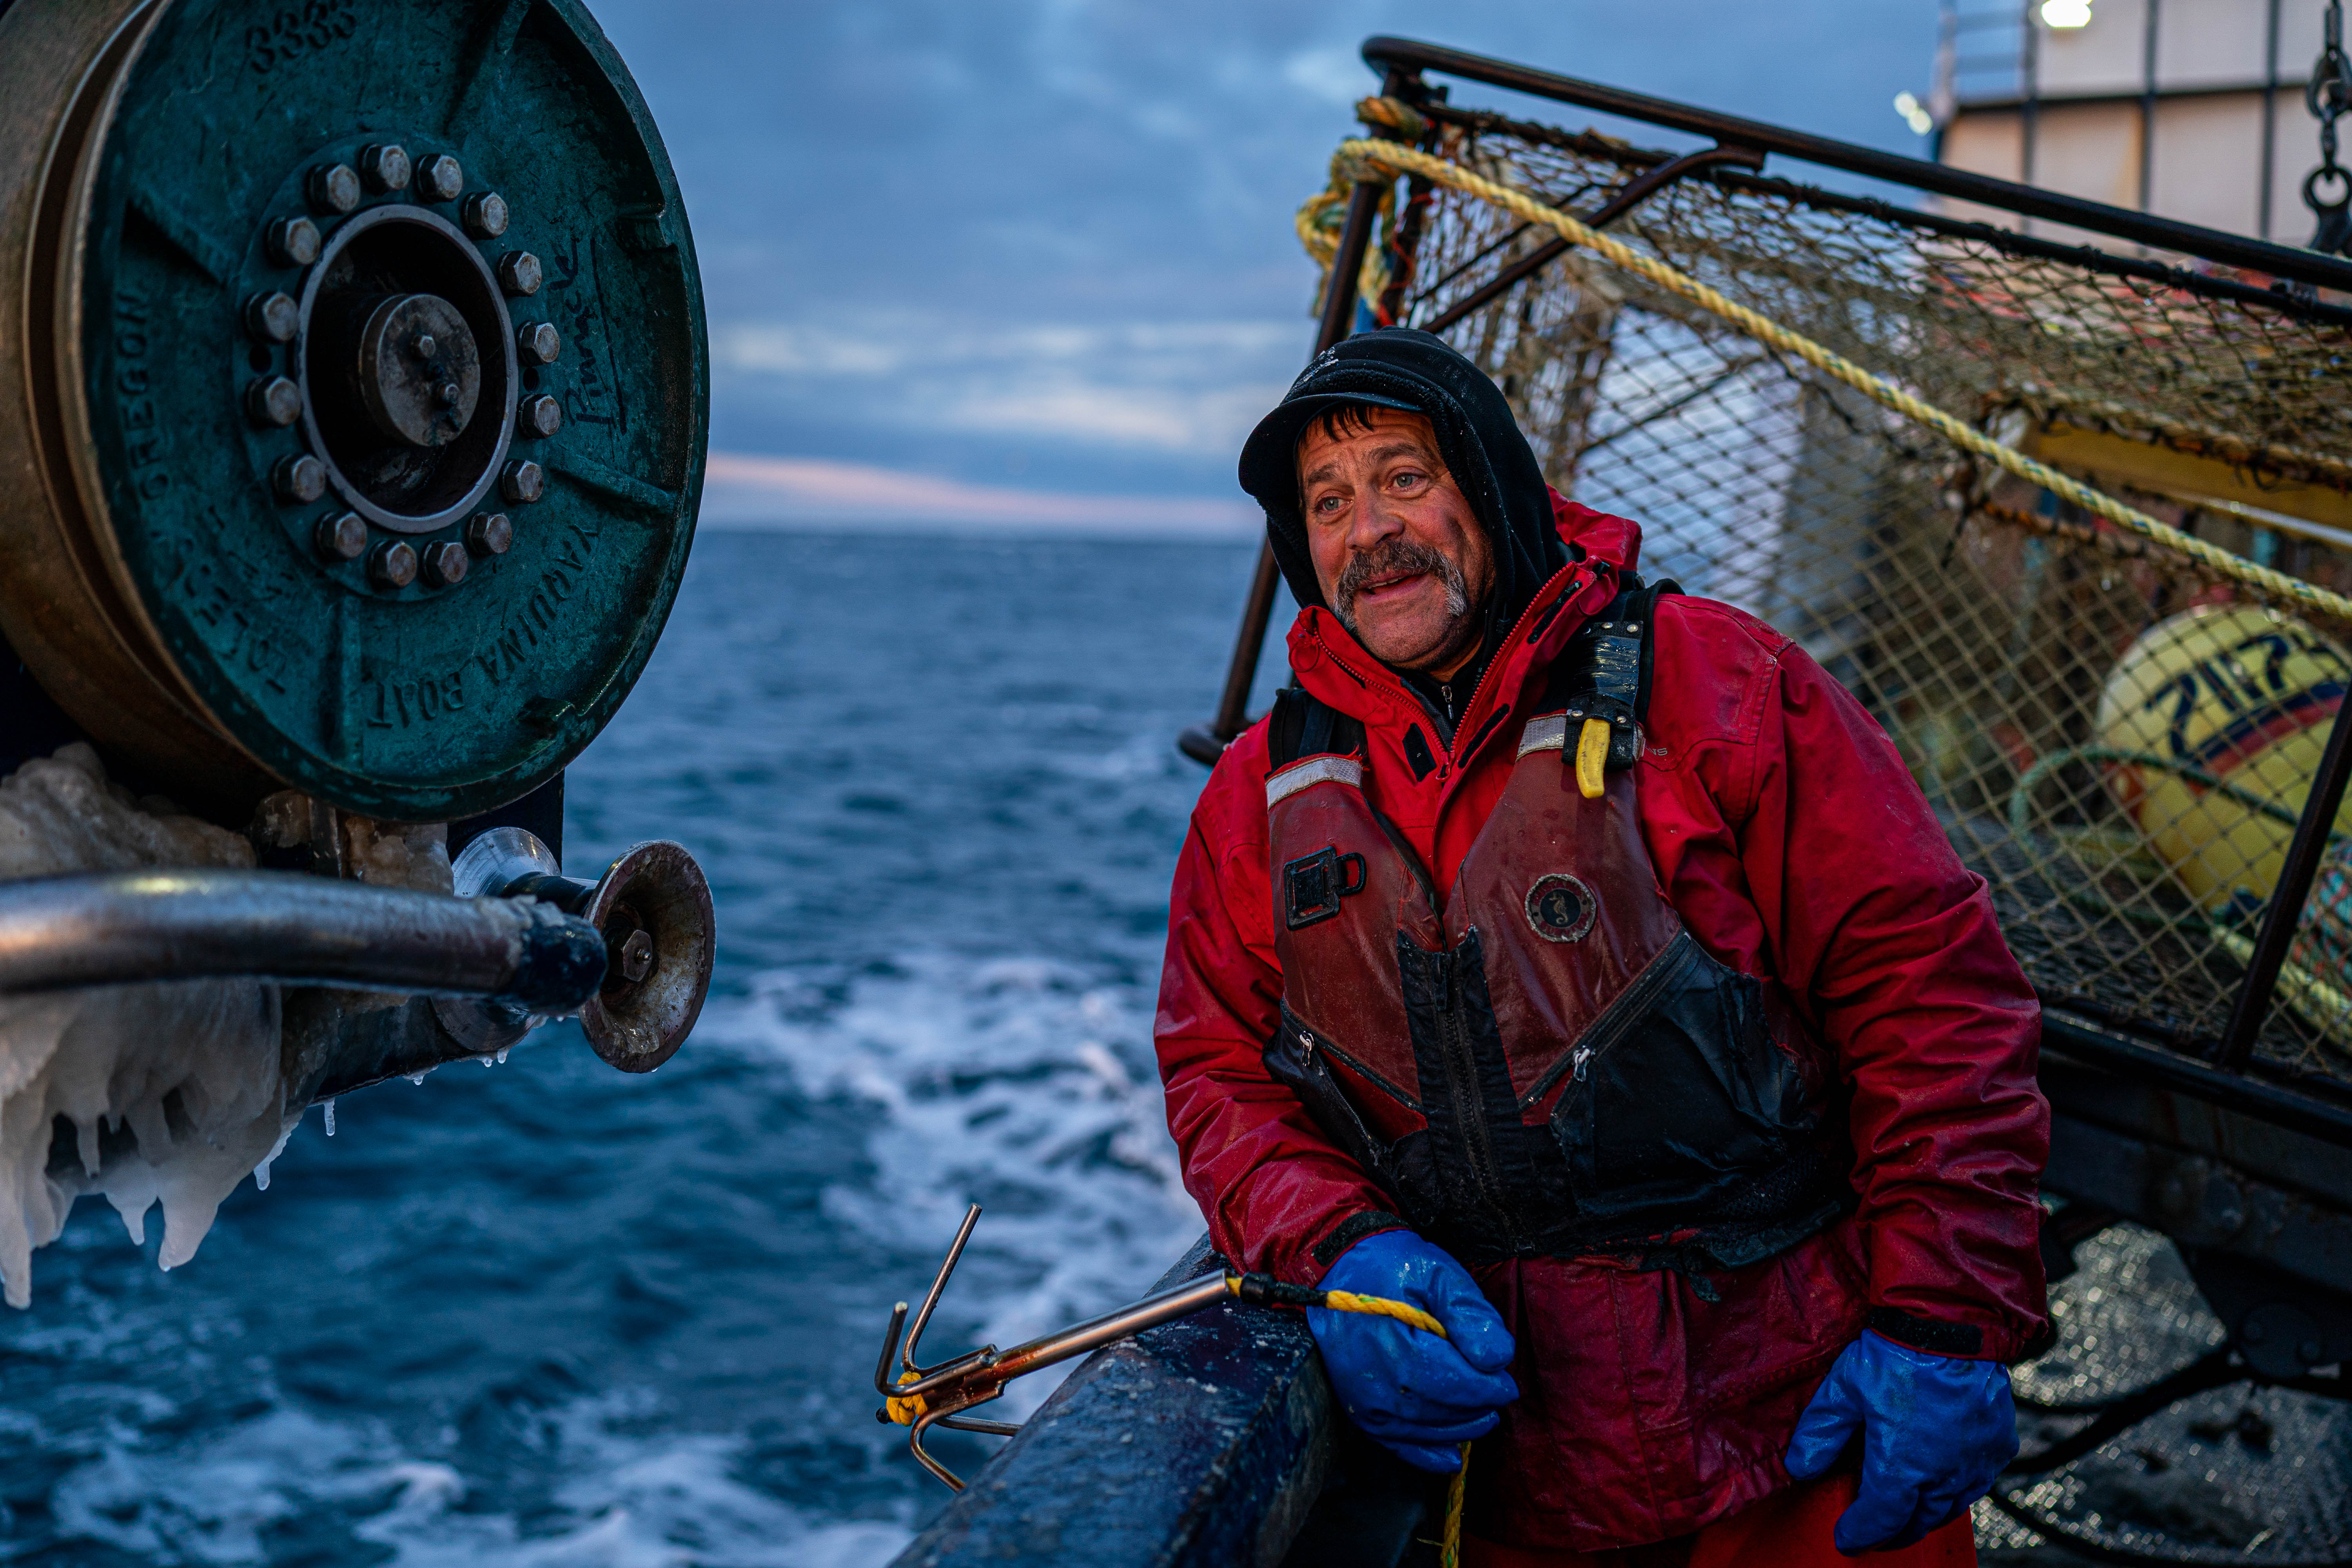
[1154,495,2049,1551]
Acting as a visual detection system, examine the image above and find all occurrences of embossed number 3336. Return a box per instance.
[245,2,359,75]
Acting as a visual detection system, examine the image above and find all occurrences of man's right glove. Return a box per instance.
[1307,1229,1520,1473]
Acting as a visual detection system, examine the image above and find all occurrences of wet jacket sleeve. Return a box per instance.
[1155,729,1404,1285]
[1735,639,2050,1362]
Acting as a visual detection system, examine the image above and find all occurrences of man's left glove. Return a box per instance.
[1784,1328,2018,1553]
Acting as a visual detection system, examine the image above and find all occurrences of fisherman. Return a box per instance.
[1154,329,2047,1566]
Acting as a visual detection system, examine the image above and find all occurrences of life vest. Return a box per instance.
[1260,586,1852,1272]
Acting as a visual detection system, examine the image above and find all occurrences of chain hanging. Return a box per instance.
[2307,0,2352,251]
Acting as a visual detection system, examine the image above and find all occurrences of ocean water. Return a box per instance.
[0,530,1278,1566]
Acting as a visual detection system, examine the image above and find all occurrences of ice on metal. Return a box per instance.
[0,746,293,1304]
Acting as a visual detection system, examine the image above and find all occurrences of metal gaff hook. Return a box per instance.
[870,1203,1255,1490]
[871,1204,1020,1490]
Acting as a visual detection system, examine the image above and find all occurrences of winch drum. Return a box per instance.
[0,0,706,822]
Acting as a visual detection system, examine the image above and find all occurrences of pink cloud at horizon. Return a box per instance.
[700,451,1259,539]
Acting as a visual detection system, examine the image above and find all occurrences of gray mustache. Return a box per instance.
[1334,538,1470,628]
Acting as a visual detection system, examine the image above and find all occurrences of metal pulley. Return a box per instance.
[0,0,707,822]
[446,826,715,1072]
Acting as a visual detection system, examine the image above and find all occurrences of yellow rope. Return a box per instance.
[1355,94,1430,140]
[1328,138,2352,629]
[1317,1287,1449,1335]
[1442,1448,1469,1568]
[1297,149,1396,323]
[1221,1274,1470,1563]
[884,1371,927,1426]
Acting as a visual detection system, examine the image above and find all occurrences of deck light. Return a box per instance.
[1893,91,1934,135]
[2042,0,2092,27]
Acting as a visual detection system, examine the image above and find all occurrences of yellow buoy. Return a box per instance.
[2095,603,2352,910]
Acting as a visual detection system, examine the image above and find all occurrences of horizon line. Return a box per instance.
[699,450,1261,539]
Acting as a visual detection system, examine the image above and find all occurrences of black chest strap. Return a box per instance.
[1548,576,1677,775]
[1268,686,1365,769]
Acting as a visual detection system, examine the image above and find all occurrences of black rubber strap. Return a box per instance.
[1311,1209,1414,1267]
[1867,1306,1986,1357]
[1232,1273,1331,1310]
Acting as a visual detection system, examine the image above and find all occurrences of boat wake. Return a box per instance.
[45,1390,911,1568]
[705,947,1202,1417]
[0,945,1197,1564]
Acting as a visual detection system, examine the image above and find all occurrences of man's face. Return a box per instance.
[1297,408,1494,676]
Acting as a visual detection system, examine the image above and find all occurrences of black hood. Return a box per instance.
[1236,328,1568,633]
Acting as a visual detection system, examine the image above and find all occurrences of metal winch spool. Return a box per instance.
[0,0,706,822]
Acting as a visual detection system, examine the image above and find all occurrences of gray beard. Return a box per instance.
[1334,537,1472,638]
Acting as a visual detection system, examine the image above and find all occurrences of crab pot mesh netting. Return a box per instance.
[1379,107,2352,1087]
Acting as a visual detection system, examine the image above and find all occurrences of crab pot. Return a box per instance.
[0,0,706,822]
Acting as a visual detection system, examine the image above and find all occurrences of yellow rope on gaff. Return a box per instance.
[884,1372,927,1426]
[1329,138,2352,630]
[1318,1288,1448,1336]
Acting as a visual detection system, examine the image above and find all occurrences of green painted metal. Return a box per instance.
[78,0,705,820]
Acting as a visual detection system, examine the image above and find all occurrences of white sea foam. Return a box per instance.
[45,1392,912,1566]
[1049,727,1180,784]
[703,949,1200,1415]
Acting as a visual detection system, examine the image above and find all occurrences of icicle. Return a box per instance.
[494,1048,509,1065]
[250,1122,296,1192]
[405,1073,425,1085]
[323,1100,337,1137]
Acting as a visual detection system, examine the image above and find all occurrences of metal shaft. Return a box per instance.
[0,869,607,1011]
[985,1272,1234,1387]
[880,1207,1247,1491]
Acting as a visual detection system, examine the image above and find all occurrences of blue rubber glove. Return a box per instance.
[1784,1329,2018,1554]
[1307,1229,1520,1474]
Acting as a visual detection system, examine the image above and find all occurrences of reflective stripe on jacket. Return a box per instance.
[1153,494,2049,1551]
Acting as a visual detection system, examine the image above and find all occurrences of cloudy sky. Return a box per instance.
[584,0,1945,532]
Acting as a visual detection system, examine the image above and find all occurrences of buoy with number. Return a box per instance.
[2094,603,2352,910]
